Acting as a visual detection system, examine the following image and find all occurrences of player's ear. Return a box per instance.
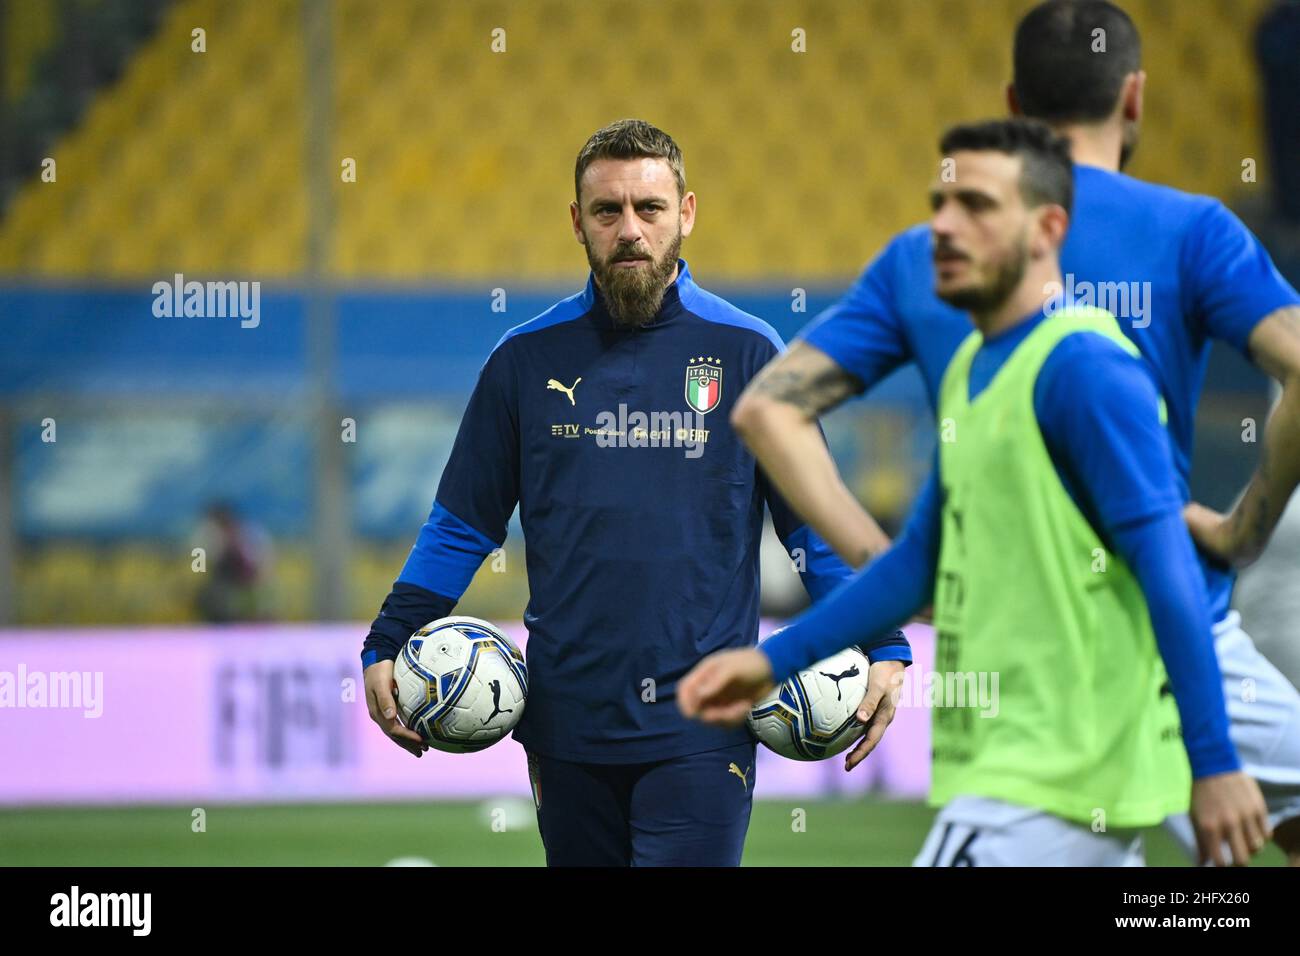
[570,200,585,244]
[1006,83,1022,116]
[679,191,696,238]
[1122,70,1146,123]
[1039,204,1069,253]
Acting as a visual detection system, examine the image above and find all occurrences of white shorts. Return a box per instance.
[1162,611,1300,858]
[914,796,1145,867]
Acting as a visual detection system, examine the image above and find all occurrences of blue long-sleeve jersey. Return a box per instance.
[800,164,1300,624]
[364,260,909,763]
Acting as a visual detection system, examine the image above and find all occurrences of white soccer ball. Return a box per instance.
[392,616,528,754]
[747,645,870,760]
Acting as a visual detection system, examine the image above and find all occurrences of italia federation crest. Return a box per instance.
[685,357,722,414]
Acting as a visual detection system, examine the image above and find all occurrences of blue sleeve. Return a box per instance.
[1035,335,1238,778]
[430,344,521,548]
[761,469,941,681]
[1112,513,1238,777]
[1183,200,1300,355]
[397,502,503,597]
[1035,335,1184,529]
[361,343,520,666]
[797,237,912,391]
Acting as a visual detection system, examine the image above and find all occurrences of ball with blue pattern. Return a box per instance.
[747,645,871,760]
[393,616,528,754]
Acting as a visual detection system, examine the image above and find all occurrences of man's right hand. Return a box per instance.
[1190,771,1271,866]
[364,658,429,758]
[677,648,776,726]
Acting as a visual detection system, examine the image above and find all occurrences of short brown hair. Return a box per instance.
[939,117,1074,214]
[574,119,686,202]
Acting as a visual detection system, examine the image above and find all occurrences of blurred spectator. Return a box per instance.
[194,502,273,623]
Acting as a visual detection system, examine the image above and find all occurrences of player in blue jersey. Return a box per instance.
[359,119,909,866]
[728,0,1300,864]
[681,117,1270,867]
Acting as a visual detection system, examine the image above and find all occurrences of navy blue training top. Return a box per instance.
[800,164,1300,623]
[363,260,909,763]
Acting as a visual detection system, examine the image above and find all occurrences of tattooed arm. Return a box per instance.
[732,342,891,567]
[1187,305,1300,567]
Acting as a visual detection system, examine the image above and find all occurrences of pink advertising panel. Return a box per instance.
[0,622,934,805]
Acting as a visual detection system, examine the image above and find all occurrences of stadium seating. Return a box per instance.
[0,0,1277,282]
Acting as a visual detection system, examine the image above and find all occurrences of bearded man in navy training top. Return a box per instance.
[359,119,911,867]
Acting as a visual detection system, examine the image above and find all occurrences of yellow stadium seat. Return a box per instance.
[0,0,1277,282]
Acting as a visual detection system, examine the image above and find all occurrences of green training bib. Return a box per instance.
[931,306,1189,827]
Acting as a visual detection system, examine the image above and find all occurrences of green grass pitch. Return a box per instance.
[0,799,1284,866]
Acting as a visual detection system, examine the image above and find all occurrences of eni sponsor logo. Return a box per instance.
[593,405,709,459]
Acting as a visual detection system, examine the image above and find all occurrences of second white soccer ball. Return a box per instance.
[747,645,871,760]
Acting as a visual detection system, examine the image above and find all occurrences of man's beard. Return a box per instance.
[587,230,682,328]
[936,234,1029,315]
